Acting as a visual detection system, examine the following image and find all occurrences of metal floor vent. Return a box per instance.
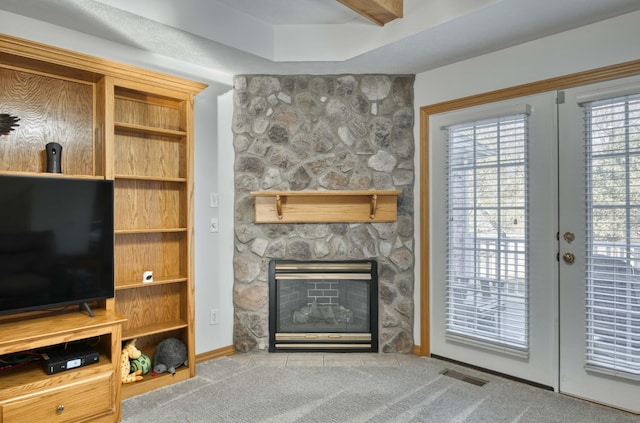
[440,369,489,387]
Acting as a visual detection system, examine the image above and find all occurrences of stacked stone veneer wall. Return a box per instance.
[232,74,415,353]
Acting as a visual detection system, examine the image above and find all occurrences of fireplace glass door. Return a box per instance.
[269,260,378,352]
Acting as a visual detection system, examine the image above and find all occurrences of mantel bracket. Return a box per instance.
[369,194,377,219]
[276,194,283,220]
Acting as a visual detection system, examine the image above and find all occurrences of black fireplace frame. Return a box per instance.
[268,259,379,353]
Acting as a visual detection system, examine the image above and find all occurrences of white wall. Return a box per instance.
[215,90,236,352]
[193,89,235,354]
[412,10,640,344]
[0,10,236,354]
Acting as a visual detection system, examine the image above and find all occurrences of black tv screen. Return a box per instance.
[0,175,114,316]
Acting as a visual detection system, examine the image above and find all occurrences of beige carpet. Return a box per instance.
[121,353,637,422]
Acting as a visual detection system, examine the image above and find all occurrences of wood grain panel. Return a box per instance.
[251,190,402,223]
[114,131,185,179]
[122,329,186,355]
[1,373,113,422]
[114,284,185,333]
[0,35,207,94]
[337,0,402,25]
[114,95,183,131]
[0,67,94,175]
[114,180,186,230]
[114,232,186,284]
[93,77,107,178]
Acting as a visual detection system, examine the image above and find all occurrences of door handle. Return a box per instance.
[562,252,575,264]
[563,232,575,243]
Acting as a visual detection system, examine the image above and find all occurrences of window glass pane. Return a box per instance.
[586,94,640,377]
[445,114,529,352]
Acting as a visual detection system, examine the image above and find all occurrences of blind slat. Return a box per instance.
[445,113,529,353]
[584,93,640,379]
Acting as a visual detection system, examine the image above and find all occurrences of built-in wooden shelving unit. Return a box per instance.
[251,190,402,223]
[0,33,205,421]
[111,78,200,399]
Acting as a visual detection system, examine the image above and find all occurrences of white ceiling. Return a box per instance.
[212,0,366,25]
[1,0,640,79]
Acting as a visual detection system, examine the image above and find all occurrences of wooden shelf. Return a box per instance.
[115,174,187,182]
[122,320,188,341]
[121,366,191,400]
[0,354,112,397]
[0,170,104,180]
[0,310,126,354]
[251,190,402,223]
[115,228,187,235]
[116,276,188,291]
[114,122,186,138]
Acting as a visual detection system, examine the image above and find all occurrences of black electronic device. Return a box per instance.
[0,174,114,316]
[40,344,100,375]
[45,142,62,173]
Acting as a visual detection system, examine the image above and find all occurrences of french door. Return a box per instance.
[558,77,640,412]
[429,75,640,412]
[430,92,558,388]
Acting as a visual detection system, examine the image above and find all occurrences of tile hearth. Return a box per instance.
[228,352,415,368]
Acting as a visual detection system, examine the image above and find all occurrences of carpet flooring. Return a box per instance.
[121,353,638,423]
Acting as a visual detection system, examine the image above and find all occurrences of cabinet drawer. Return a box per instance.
[1,372,114,423]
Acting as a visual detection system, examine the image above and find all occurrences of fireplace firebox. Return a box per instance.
[269,260,378,352]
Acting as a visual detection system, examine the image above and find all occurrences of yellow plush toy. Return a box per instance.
[121,339,143,384]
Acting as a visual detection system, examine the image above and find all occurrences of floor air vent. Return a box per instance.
[440,369,488,387]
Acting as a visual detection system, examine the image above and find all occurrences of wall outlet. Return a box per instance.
[210,308,219,325]
[209,217,219,233]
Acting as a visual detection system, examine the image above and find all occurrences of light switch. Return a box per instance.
[210,192,218,208]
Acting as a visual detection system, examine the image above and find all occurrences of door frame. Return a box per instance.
[417,59,640,357]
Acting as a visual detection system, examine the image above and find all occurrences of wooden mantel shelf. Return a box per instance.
[251,190,402,223]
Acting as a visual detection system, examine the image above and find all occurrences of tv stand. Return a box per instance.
[80,302,96,317]
[0,310,125,422]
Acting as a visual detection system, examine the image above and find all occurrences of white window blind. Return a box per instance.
[584,92,640,379]
[445,113,529,355]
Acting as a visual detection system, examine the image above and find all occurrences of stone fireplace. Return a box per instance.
[232,74,415,353]
[269,260,378,352]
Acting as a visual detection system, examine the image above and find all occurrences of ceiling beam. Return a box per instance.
[337,0,403,26]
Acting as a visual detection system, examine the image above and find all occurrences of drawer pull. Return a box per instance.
[56,405,65,414]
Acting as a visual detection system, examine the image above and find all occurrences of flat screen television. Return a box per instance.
[0,174,114,317]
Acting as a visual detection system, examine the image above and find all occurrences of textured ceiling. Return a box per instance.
[1,0,639,80]
[212,0,365,25]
